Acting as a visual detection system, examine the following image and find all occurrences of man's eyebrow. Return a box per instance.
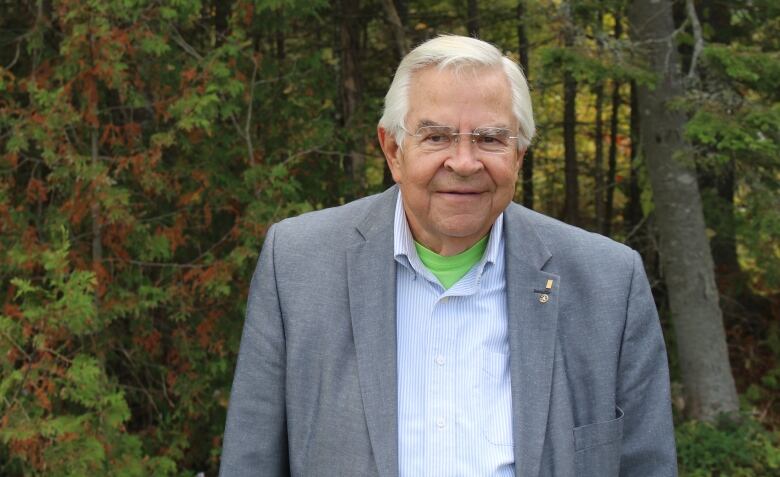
[414,120,513,131]
[415,119,447,129]
[477,124,511,130]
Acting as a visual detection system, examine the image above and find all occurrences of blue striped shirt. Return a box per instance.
[394,193,515,476]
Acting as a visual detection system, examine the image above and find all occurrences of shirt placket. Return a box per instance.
[425,289,458,477]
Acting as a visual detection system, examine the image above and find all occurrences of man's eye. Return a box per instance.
[425,134,449,143]
[479,134,506,145]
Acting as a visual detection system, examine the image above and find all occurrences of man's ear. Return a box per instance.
[378,126,402,182]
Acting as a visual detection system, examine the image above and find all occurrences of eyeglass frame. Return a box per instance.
[399,123,524,154]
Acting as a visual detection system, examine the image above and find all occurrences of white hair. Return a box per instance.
[379,35,535,149]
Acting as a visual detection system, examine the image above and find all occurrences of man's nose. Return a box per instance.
[444,137,483,176]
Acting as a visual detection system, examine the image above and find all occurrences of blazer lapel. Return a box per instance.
[504,204,560,477]
[347,188,399,477]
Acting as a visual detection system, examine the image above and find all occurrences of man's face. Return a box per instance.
[379,66,523,255]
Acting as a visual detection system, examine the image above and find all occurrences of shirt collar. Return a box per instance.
[393,191,503,280]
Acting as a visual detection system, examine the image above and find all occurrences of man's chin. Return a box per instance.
[433,218,492,241]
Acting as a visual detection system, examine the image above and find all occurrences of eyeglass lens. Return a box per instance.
[414,126,515,153]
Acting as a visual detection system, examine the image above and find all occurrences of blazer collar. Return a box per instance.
[504,203,560,477]
[348,186,399,477]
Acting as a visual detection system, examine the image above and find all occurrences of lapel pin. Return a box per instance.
[534,279,554,304]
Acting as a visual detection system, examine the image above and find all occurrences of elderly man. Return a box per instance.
[220,35,677,476]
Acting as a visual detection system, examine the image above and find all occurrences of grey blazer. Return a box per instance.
[220,186,677,476]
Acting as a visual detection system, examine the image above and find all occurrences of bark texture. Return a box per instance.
[628,0,739,420]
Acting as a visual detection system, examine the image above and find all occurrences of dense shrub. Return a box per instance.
[676,416,780,476]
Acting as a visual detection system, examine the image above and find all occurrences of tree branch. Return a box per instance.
[686,0,704,79]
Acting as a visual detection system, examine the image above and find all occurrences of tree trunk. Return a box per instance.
[624,80,642,245]
[628,0,739,421]
[380,0,407,190]
[90,128,102,307]
[379,0,406,61]
[604,15,622,238]
[338,0,365,192]
[562,2,579,226]
[276,18,285,61]
[213,0,231,46]
[517,0,533,209]
[467,0,479,37]
[603,79,620,237]
[394,0,408,25]
[594,82,605,232]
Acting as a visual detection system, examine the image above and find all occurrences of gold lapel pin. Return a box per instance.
[535,279,554,304]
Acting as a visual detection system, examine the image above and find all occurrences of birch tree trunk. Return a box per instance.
[628,0,739,421]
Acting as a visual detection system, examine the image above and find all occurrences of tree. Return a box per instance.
[337,0,365,194]
[628,0,739,421]
[561,1,580,226]
[603,15,622,238]
[517,0,534,209]
[467,0,479,37]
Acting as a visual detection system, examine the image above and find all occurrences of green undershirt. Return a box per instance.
[414,235,489,289]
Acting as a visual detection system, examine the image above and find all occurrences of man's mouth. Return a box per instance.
[439,189,482,195]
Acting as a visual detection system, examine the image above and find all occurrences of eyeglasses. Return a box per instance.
[403,125,521,154]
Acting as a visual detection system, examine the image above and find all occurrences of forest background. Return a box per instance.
[0,0,778,475]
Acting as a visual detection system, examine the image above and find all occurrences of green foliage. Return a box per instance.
[537,44,654,87]
[703,45,780,99]
[0,228,176,476]
[676,416,780,476]
[0,0,778,475]
[683,41,780,291]
[0,0,334,474]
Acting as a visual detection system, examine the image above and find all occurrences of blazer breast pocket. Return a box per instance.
[573,406,624,476]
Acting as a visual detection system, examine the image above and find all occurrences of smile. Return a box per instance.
[437,191,485,199]
[438,189,484,194]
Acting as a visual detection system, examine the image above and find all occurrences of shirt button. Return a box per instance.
[435,355,445,366]
[436,418,445,428]
[441,297,449,304]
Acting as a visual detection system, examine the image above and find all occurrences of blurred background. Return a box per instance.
[1,0,778,475]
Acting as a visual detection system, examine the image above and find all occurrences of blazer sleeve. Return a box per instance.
[220,224,290,477]
[617,251,678,476]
